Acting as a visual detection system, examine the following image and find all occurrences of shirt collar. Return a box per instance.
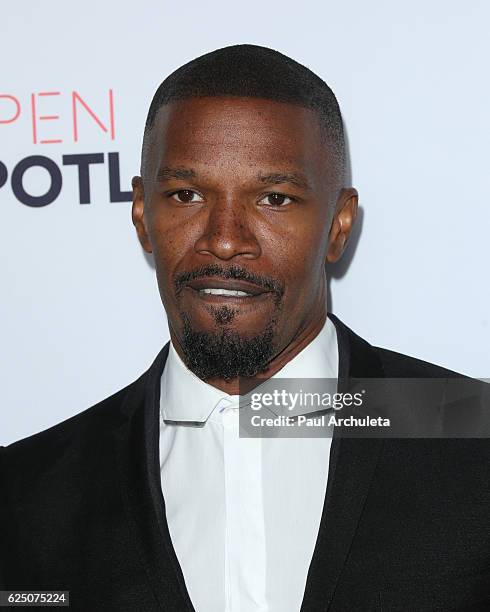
[160,315,339,424]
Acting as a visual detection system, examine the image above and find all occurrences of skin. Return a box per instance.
[132,97,358,394]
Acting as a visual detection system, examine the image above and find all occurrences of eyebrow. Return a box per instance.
[258,172,310,190]
[155,166,196,182]
[155,166,310,190]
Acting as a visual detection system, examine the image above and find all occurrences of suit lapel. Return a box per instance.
[113,343,195,612]
[300,314,386,611]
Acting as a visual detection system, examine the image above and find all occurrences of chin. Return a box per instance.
[179,311,279,380]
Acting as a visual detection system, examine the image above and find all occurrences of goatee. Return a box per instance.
[180,312,278,381]
[174,263,285,380]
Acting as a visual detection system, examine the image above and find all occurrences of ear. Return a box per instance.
[326,188,358,263]
[131,176,153,253]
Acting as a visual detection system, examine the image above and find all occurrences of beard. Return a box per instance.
[180,310,279,381]
[174,263,285,381]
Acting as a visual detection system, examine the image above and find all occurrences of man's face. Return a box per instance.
[132,97,357,381]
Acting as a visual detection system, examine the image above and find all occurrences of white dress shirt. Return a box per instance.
[159,317,339,612]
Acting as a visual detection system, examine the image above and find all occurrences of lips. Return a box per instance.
[186,277,268,297]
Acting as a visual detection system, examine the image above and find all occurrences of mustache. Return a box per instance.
[174,263,285,298]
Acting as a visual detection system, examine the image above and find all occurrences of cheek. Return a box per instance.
[147,226,180,302]
[148,208,195,268]
[264,217,329,277]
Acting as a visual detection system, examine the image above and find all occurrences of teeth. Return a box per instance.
[199,288,251,296]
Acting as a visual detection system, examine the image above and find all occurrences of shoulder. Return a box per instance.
[328,312,472,380]
[373,345,468,379]
[0,372,146,489]
[0,343,169,488]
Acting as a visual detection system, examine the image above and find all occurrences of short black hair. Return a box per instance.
[141,44,345,182]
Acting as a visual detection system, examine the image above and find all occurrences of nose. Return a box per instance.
[194,196,261,261]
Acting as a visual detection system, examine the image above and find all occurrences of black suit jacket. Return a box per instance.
[1,314,489,611]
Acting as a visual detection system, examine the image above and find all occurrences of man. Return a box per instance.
[1,44,489,611]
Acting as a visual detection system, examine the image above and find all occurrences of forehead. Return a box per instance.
[148,97,334,185]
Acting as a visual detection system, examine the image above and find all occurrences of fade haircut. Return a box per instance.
[141,44,345,184]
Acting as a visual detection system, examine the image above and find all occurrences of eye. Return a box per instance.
[169,189,204,203]
[259,193,295,207]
